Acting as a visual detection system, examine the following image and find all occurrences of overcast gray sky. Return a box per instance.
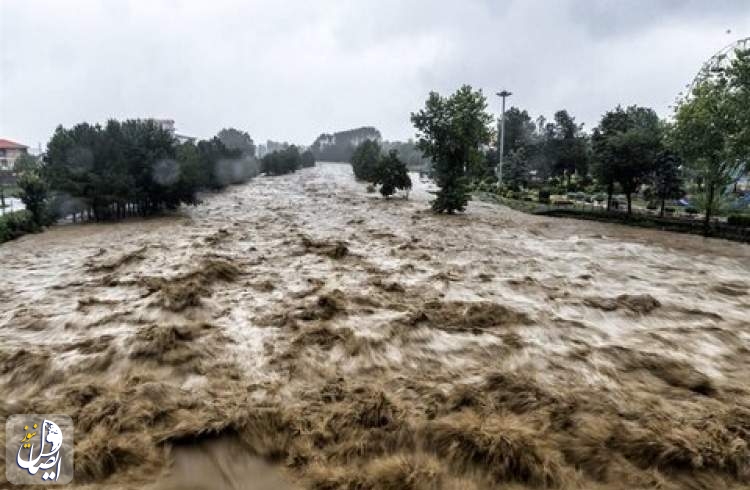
[1,0,749,149]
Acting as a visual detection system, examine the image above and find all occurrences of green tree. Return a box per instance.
[502,107,537,155]
[301,150,316,168]
[351,139,381,182]
[217,128,256,157]
[17,171,49,225]
[411,85,493,213]
[374,150,412,198]
[13,153,40,174]
[549,110,589,184]
[502,148,530,191]
[261,146,301,176]
[651,152,684,217]
[673,48,749,231]
[592,106,663,215]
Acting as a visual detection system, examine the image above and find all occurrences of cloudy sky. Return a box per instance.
[1,0,748,149]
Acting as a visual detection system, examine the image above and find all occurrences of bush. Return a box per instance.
[646,202,658,210]
[17,171,49,225]
[301,150,316,168]
[728,215,750,227]
[261,146,302,175]
[685,207,699,215]
[351,140,381,182]
[538,190,551,203]
[0,210,39,243]
[374,150,412,198]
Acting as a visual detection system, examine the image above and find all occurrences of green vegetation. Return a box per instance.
[650,152,684,217]
[672,48,750,232]
[43,120,251,221]
[216,128,256,157]
[17,171,49,225]
[592,105,664,215]
[0,210,39,243]
[350,142,412,198]
[373,150,412,198]
[728,215,750,227]
[301,150,316,168]
[412,85,492,213]
[261,146,302,175]
[351,140,381,182]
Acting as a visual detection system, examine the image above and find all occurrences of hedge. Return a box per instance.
[0,210,40,244]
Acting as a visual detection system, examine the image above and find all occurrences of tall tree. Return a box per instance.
[217,128,256,157]
[592,106,663,215]
[673,47,750,232]
[411,85,492,213]
[350,139,381,182]
[502,107,536,155]
[651,151,684,217]
[550,110,589,184]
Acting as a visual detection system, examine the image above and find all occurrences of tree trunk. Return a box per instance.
[659,198,665,218]
[626,193,632,216]
[703,183,715,236]
[606,182,613,212]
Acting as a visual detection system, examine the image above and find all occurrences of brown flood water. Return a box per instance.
[1,163,749,489]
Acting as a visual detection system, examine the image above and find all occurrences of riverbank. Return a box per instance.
[475,191,750,244]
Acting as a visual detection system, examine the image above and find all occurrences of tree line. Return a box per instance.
[17,121,262,225]
[408,46,750,228]
[260,145,315,175]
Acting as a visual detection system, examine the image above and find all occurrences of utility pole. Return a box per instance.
[496,90,512,185]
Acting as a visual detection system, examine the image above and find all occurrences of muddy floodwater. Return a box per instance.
[1,163,749,489]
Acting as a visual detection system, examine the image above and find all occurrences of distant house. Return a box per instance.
[148,118,196,145]
[0,139,29,172]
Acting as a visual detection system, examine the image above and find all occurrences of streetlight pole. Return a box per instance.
[496,90,512,186]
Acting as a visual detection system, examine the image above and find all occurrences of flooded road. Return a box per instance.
[1,163,749,489]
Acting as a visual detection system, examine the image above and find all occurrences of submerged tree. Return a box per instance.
[217,128,256,157]
[301,150,316,168]
[374,150,412,198]
[261,146,301,176]
[351,139,381,182]
[411,85,492,213]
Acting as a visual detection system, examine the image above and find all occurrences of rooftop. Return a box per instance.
[0,139,28,150]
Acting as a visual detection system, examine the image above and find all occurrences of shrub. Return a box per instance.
[301,150,316,168]
[373,150,412,198]
[17,171,49,225]
[0,210,39,243]
[351,140,381,182]
[728,215,750,227]
[646,202,658,210]
[538,190,551,203]
[685,207,699,215]
[261,146,302,175]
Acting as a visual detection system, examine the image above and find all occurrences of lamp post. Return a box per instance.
[496,90,512,185]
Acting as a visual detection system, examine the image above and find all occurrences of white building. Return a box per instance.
[0,139,29,172]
